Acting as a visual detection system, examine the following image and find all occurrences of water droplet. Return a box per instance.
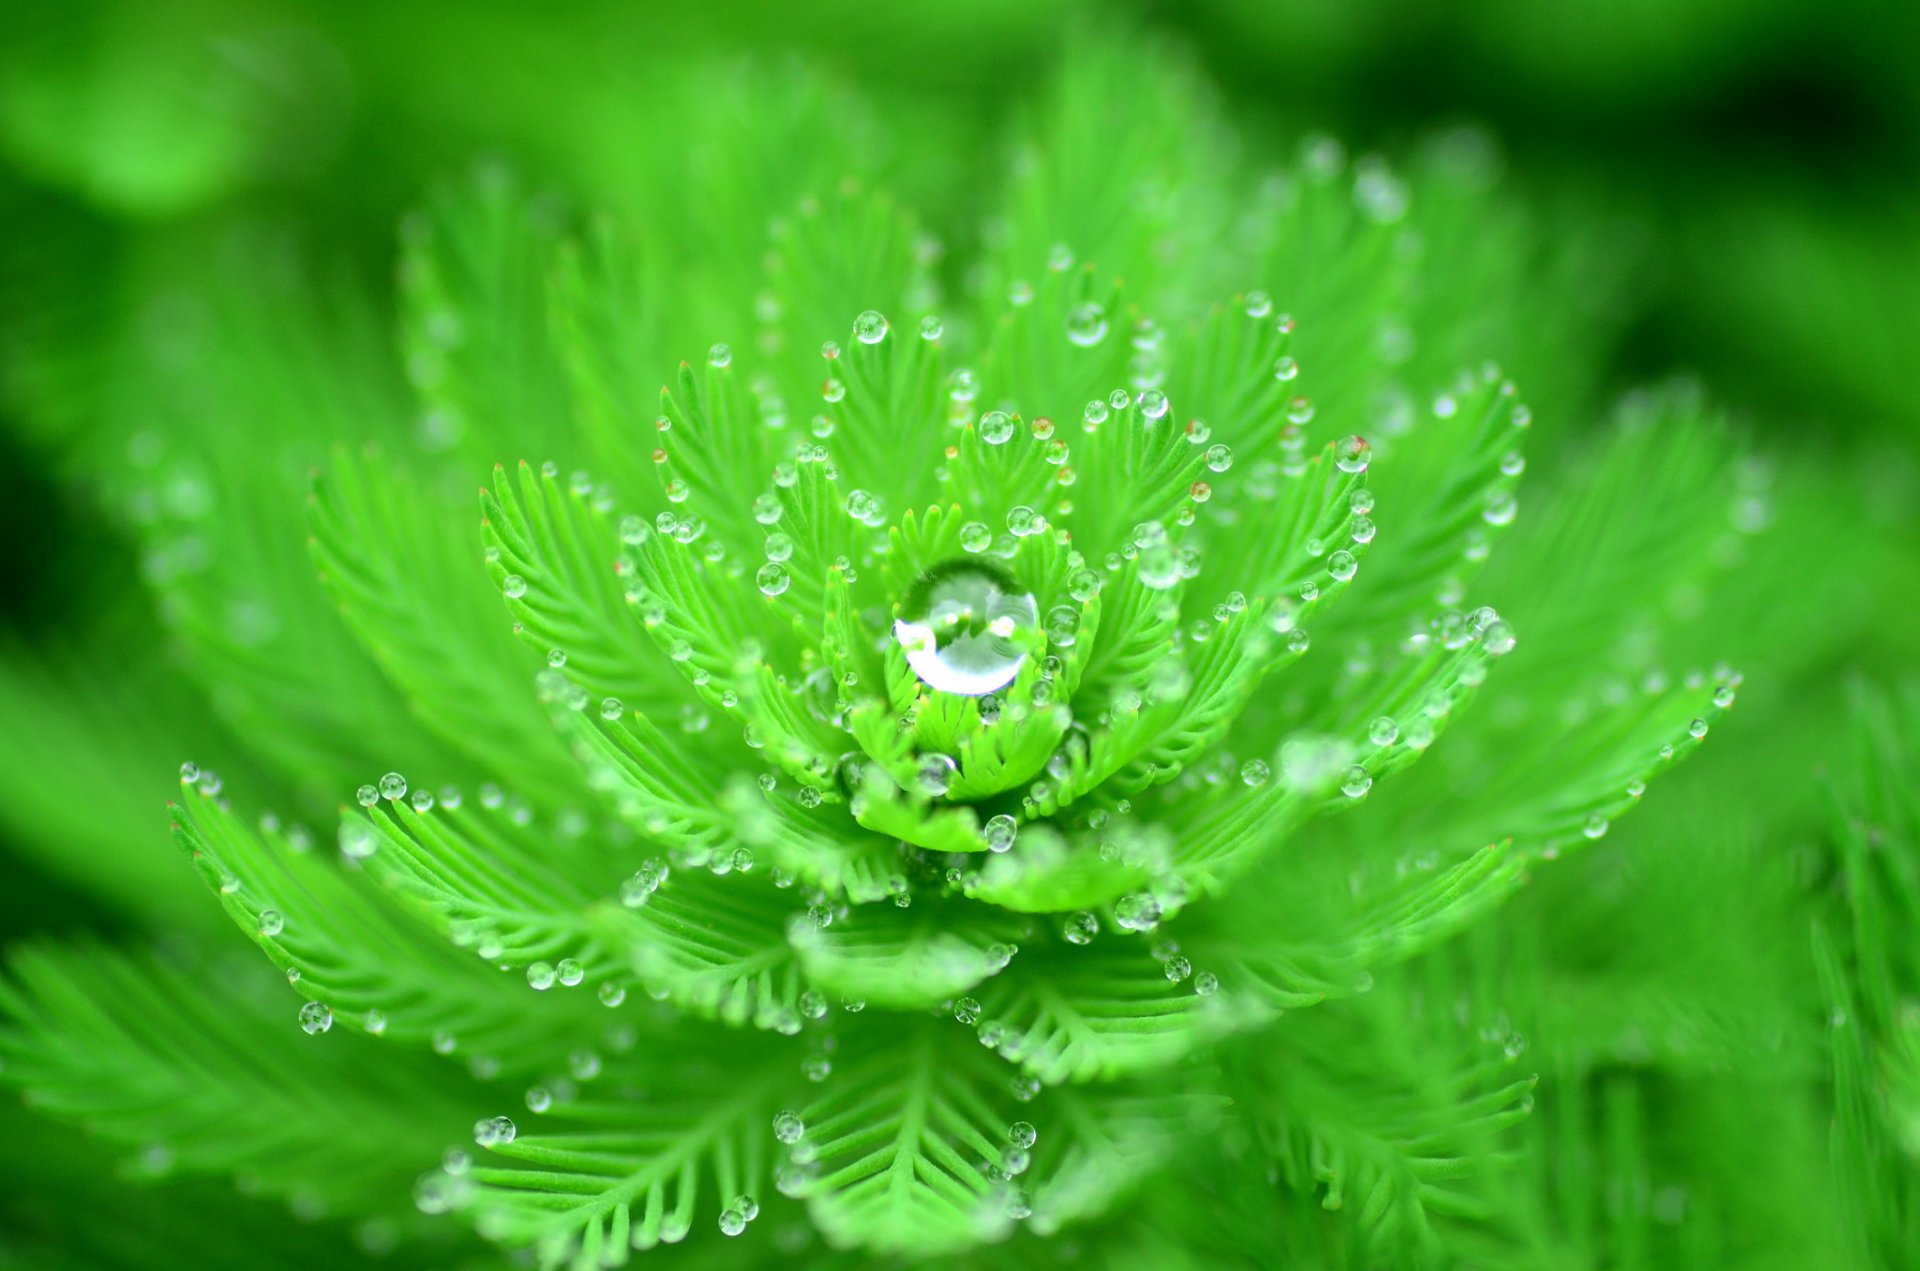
[773,1110,805,1144]
[752,494,783,525]
[718,1208,747,1237]
[1138,544,1181,591]
[1165,955,1192,982]
[259,910,284,937]
[1328,550,1358,582]
[1065,302,1108,347]
[298,1002,332,1035]
[525,1086,552,1113]
[1138,390,1170,420]
[1273,356,1298,382]
[980,410,1017,445]
[1341,766,1373,799]
[1044,604,1080,648]
[984,814,1018,853]
[1193,971,1219,996]
[892,563,1039,696]
[379,773,408,801]
[1008,1120,1038,1148]
[920,316,944,341]
[756,562,790,597]
[526,962,556,991]
[365,1009,387,1035]
[1583,815,1609,840]
[1063,912,1098,945]
[853,310,889,344]
[1245,290,1273,318]
[1114,893,1162,932]
[708,343,732,369]
[845,489,886,526]
[557,958,585,987]
[473,1116,516,1147]
[598,982,627,1007]
[1335,436,1371,473]
[1688,718,1709,740]
[916,753,958,797]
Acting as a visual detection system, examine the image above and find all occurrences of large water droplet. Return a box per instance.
[892,563,1038,696]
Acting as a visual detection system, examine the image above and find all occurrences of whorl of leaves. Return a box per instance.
[0,45,1799,1271]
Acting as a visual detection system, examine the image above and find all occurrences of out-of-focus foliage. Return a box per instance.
[1,1,1916,1267]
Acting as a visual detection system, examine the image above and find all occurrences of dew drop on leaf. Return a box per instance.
[1063,912,1099,945]
[892,563,1038,696]
[1065,301,1108,347]
[473,1116,516,1147]
[1334,435,1370,473]
[756,562,790,597]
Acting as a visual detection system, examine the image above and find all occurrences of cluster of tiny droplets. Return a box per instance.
[197,191,1753,1244]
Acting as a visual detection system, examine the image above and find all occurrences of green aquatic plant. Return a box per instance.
[0,42,1902,1271]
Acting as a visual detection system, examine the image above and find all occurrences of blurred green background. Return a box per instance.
[2,0,1917,1262]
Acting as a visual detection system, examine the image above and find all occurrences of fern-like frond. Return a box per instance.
[0,942,470,1218]
[462,1046,787,1266]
